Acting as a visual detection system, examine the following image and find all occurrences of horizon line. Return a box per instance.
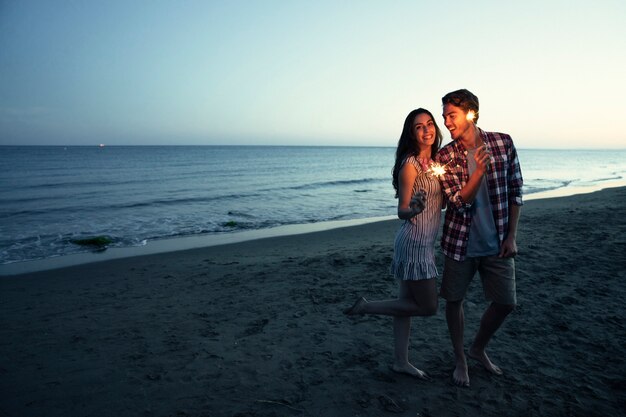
[1,144,625,151]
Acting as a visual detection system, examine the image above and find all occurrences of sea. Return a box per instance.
[1,145,625,269]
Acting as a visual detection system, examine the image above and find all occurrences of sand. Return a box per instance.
[1,187,625,417]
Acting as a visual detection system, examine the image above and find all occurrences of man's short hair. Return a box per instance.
[442,89,479,123]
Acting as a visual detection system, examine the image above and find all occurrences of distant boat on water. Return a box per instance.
[99,144,105,148]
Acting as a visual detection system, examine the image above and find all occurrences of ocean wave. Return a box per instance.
[113,193,267,209]
[523,180,574,195]
[1,178,389,218]
[284,177,387,191]
[590,175,622,182]
[0,233,148,264]
[8,170,228,193]
[0,192,268,218]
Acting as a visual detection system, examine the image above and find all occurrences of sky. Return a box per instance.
[1,0,625,148]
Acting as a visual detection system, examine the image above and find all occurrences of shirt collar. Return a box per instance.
[452,127,487,153]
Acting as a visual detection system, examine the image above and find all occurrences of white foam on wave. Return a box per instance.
[0,215,397,276]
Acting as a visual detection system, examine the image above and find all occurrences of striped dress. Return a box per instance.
[390,156,442,280]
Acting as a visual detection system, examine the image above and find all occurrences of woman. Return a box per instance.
[344,108,443,380]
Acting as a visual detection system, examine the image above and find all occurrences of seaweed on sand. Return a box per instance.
[70,236,113,251]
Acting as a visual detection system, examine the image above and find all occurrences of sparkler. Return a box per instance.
[466,110,476,122]
[429,162,447,178]
[427,160,451,179]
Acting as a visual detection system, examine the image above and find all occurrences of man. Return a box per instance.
[435,89,523,387]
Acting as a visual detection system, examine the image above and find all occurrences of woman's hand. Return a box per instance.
[409,189,427,216]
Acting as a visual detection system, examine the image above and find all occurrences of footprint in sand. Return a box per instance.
[240,318,269,337]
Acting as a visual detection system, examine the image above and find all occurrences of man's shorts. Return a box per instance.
[440,255,516,305]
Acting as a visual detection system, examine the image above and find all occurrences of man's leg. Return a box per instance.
[469,302,514,375]
[470,256,516,374]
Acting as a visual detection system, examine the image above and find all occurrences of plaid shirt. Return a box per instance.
[434,128,523,261]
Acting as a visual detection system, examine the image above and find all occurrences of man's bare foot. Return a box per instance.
[343,296,367,315]
[452,358,470,387]
[391,363,430,380]
[468,346,503,375]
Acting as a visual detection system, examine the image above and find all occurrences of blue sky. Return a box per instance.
[1,0,625,148]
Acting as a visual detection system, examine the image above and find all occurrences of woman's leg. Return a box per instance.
[344,279,437,378]
[391,280,437,379]
[349,278,437,316]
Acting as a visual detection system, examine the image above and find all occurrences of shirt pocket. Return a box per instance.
[491,154,509,180]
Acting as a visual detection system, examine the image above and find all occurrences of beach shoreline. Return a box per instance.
[1,187,625,416]
[2,180,625,277]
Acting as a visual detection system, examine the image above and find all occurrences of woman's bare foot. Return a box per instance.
[343,296,367,315]
[468,346,503,375]
[452,357,470,387]
[391,363,430,380]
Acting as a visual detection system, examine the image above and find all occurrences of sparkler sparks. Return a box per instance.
[428,162,448,178]
[466,110,476,122]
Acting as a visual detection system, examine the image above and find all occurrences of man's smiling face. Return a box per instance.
[442,103,472,141]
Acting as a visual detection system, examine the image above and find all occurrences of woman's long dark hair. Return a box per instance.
[391,108,442,197]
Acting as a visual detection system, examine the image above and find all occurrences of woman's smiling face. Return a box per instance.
[413,112,436,151]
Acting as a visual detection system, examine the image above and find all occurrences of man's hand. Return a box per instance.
[474,144,492,175]
[498,235,518,258]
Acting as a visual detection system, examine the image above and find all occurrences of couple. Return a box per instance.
[344,89,523,387]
